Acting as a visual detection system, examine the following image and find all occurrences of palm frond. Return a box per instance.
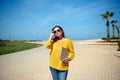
[110,12,114,17]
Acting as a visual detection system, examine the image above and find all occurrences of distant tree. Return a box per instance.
[111,20,118,38]
[101,11,114,42]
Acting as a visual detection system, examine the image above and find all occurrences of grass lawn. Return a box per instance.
[0,41,43,55]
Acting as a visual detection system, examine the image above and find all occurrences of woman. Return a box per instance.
[45,26,75,80]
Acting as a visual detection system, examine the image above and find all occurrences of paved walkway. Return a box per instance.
[0,41,120,80]
[69,41,120,80]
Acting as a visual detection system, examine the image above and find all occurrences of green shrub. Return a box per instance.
[111,37,119,39]
[0,39,6,46]
[102,38,106,40]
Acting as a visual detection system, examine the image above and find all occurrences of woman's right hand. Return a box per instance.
[49,31,55,42]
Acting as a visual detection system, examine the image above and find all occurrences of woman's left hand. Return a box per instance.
[62,57,71,64]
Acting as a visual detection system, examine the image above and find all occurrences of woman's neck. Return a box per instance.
[58,36,64,40]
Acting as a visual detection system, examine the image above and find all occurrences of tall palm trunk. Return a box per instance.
[115,26,120,39]
[111,20,118,38]
[115,26,120,41]
[112,24,115,38]
[106,20,110,42]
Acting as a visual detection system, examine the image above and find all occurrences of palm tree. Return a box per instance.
[111,20,118,38]
[101,11,114,42]
[115,25,120,39]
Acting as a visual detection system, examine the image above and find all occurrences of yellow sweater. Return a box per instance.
[45,38,75,70]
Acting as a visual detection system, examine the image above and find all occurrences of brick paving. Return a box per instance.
[68,41,120,80]
[0,41,120,80]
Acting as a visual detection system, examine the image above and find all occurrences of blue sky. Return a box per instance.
[0,0,120,40]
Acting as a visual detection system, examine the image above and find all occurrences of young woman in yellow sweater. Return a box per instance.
[46,26,75,80]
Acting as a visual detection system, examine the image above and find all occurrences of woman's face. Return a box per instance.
[53,27,63,37]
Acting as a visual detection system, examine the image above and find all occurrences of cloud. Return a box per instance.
[22,9,36,19]
[50,1,111,21]
[39,17,52,27]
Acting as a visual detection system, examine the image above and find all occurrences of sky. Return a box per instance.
[0,0,120,40]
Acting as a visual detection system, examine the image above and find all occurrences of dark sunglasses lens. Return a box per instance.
[53,29,61,33]
[53,31,56,33]
[57,29,60,32]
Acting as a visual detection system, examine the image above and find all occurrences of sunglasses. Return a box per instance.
[53,29,61,33]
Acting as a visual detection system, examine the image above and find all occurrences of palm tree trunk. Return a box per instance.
[107,25,110,41]
[112,24,115,38]
[106,20,111,42]
[115,26,120,41]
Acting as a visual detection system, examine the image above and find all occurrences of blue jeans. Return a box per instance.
[49,67,68,80]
